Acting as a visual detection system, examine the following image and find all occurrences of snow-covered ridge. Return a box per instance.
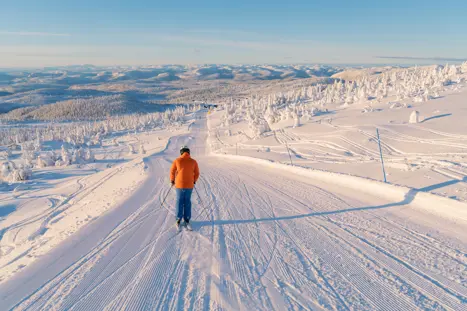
[0,64,341,88]
[0,64,343,115]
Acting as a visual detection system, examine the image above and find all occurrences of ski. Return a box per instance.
[175,221,183,233]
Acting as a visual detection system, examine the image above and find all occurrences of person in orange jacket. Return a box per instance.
[170,145,200,230]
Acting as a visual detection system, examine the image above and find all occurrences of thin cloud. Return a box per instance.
[5,53,94,58]
[187,29,261,37]
[376,56,466,62]
[151,34,318,51]
[0,46,108,58]
[0,31,70,37]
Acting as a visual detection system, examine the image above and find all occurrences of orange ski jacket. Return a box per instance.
[170,152,200,189]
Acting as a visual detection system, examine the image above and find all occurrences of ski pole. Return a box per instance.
[160,184,173,209]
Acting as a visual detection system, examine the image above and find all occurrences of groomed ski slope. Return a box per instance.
[0,112,466,310]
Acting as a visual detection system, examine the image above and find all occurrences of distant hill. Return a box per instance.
[0,64,345,115]
[331,67,397,80]
[0,64,341,83]
[0,94,169,121]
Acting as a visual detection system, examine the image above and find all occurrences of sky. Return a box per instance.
[0,0,466,67]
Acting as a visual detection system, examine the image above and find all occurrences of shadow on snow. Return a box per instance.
[195,176,467,228]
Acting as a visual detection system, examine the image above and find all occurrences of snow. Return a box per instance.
[211,152,467,224]
[409,110,420,123]
[0,124,187,283]
[207,68,467,203]
[0,64,466,310]
[0,110,465,310]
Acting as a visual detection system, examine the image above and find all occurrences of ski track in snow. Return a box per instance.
[0,113,466,311]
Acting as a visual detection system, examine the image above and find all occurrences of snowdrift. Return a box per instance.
[212,153,467,223]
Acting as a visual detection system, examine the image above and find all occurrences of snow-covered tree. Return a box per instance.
[1,161,16,180]
[8,165,32,182]
[36,156,48,168]
[21,142,37,167]
[86,148,95,162]
[248,116,271,138]
[302,110,311,122]
[72,148,86,164]
[0,106,188,147]
[0,148,12,160]
[2,162,31,182]
[292,111,301,128]
[461,61,467,74]
[409,111,420,124]
[61,145,72,166]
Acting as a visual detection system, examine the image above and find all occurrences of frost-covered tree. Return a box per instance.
[265,104,279,125]
[0,105,189,146]
[21,142,37,168]
[1,161,16,180]
[302,110,311,122]
[89,133,102,146]
[0,148,12,160]
[248,115,271,138]
[72,148,86,164]
[60,145,72,166]
[8,165,32,182]
[84,148,95,162]
[283,106,292,121]
[36,156,48,168]
[409,111,420,124]
[461,61,467,74]
[2,162,31,182]
[34,138,42,153]
[292,111,301,128]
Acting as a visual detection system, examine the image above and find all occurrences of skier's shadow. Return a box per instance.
[196,188,419,228]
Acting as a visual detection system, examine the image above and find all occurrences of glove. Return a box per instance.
[171,180,175,186]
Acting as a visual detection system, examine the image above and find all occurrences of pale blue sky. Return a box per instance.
[0,0,466,67]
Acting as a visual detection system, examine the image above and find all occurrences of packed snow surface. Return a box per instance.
[0,111,466,310]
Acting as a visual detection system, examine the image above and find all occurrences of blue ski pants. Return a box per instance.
[176,188,193,222]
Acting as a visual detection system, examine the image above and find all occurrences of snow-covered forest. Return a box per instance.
[0,105,196,183]
[218,63,467,138]
[0,94,174,121]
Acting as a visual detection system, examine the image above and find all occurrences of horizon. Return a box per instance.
[1,60,466,71]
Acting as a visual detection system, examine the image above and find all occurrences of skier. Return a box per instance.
[170,145,200,231]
